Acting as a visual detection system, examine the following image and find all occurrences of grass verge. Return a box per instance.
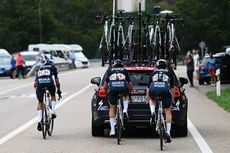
[207,88,230,112]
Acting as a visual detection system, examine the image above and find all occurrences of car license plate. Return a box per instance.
[131,95,146,103]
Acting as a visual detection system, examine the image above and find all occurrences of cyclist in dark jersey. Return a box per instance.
[103,59,132,136]
[34,60,62,131]
[146,59,175,143]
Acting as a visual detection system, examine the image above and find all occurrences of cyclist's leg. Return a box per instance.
[148,88,156,115]
[108,91,117,136]
[48,85,57,118]
[163,92,172,142]
[123,89,130,114]
[36,86,45,131]
[148,89,156,125]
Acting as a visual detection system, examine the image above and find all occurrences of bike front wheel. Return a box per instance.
[42,107,48,139]
[48,118,54,136]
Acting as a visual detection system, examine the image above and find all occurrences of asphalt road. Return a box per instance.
[0,63,229,153]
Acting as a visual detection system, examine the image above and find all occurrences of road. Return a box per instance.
[0,63,230,153]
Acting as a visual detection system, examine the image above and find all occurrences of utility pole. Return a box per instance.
[38,0,42,43]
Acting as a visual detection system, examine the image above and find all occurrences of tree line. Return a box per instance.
[0,0,229,58]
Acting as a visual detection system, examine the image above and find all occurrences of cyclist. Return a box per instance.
[146,59,175,143]
[103,59,132,136]
[34,59,62,131]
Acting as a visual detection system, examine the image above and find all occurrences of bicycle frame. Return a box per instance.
[125,17,137,61]
[116,94,125,145]
[153,19,162,60]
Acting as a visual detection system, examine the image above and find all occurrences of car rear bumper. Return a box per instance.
[92,108,187,128]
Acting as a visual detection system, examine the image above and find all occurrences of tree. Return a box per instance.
[175,0,230,53]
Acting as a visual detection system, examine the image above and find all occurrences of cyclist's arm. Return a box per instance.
[53,65,60,89]
[124,69,133,92]
[169,72,175,102]
[146,73,153,102]
[33,69,39,88]
[103,72,110,92]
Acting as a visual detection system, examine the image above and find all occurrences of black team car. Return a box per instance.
[90,65,188,137]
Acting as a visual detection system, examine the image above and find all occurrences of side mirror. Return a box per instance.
[179,77,188,87]
[90,77,101,86]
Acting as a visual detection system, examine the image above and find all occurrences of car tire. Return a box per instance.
[91,116,104,137]
[174,116,188,137]
[198,79,204,85]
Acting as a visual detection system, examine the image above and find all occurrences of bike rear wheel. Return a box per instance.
[42,107,48,139]
[159,116,164,151]
[116,108,122,145]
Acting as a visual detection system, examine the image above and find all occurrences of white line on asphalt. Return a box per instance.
[0,84,92,146]
[0,70,81,96]
[0,83,32,95]
[188,118,213,153]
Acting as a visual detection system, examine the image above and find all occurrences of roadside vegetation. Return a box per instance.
[207,88,230,112]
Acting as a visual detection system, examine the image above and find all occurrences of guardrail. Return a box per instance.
[26,62,71,77]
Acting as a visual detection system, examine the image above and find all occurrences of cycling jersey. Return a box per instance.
[105,67,131,105]
[35,62,58,102]
[148,69,174,108]
[148,69,174,90]
[35,63,58,87]
[106,67,131,92]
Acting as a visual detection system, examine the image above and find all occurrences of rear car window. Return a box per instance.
[128,71,152,86]
[201,58,209,65]
[215,57,223,63]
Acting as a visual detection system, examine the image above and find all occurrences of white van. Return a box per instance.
[28,44,69,63]
[28,44,89,68]
[69,44,90,68]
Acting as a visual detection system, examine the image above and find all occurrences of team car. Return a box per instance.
[90,65,188,137]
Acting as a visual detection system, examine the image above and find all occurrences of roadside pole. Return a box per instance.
[199,41,206,60]
[216,68,221,96]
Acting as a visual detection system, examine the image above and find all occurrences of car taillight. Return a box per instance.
[174,86,181,98]
[199,66,208,69]
[98,87,107,97]
[131,89,139,94]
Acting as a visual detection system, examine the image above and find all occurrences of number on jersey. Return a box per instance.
[37,69,51,77]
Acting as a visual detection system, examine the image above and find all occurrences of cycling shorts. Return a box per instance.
[108,89,129,105]
[149,89,172,109]
[36,85,56,103]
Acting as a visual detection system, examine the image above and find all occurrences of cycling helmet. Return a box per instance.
[43,56,53,65]
[113,59,124,67]
[156,59,167,68]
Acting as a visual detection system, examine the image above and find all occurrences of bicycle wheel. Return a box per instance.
[116,106,122,145]
[159,115,164,151]
[48,118,54,136]
[48,106,54,136]
[41,107,47,139]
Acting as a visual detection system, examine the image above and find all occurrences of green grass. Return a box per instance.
[207,88,230,112]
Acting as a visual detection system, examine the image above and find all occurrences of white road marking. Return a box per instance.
[0,93,69,100]
[0,83,32,95]
[0,70,79,96]
[0,84,92,146]
[188,118,213,153]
